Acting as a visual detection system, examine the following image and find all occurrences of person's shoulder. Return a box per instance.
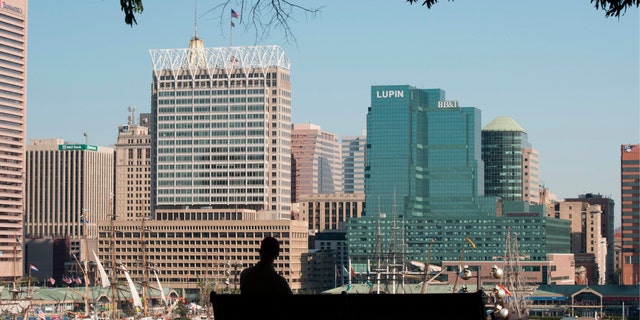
[240,265,256,277]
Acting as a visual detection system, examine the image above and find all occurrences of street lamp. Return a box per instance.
[231,262,243,292]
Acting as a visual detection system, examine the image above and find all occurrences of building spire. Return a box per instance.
[193,0,198,39]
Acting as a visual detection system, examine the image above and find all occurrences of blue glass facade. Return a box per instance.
[482,118,532,201]
[348,85,570,265]
[346,214,570,264]
[365,85,495,219]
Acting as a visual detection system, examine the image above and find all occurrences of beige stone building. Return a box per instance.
[0,0,27,282]
[97,209,308,292]
[546,201,606,284]
[298,193,365,233]
[115,110,151,220]
[24,138,114,265]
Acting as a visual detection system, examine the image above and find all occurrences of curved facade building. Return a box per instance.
[482,116,540,204]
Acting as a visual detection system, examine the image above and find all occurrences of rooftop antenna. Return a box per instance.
[193,0,198,39]
[128,106,136,126]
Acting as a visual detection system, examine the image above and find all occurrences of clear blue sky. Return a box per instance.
[27,1,638,226]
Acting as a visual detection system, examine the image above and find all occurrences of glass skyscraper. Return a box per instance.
[365,85,494,219]
[482,116,540,204]
[347,85,569,266]
[342,134,366,194]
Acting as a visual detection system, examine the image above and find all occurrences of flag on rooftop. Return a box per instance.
[30,264,39,272]
[231,9,239,18]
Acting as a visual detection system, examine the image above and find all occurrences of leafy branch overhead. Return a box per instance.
[406,0,639,18]
[120,0,143,26]
[119,0,639,28]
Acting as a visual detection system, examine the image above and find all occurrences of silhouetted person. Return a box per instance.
[240,236,293,295]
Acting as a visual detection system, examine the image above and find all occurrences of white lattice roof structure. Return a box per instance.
[149,44,291,74]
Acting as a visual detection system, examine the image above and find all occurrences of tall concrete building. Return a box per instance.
[291,123,342,203]
[342,133,366,194]
[546,201,606,284]
[24,138,114,280]
[620,144,639,285]
[298,193,365,233]
[115,110,151,220]
[150,38,292,220]
[482,116,540,204]
[98,210,308,293]
[0,0,27,282]
[126,36,308,292]
[564,193,616,284]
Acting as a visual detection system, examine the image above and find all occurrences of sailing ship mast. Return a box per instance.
[109,196,118,320]
[141,218,148,316]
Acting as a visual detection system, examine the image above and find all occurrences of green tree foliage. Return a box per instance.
[119,0,638,28]
[406,0,639,18]
[120,0,143,26]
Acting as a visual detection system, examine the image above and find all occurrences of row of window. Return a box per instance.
[157,163,264,170]
[159,89,266,96]
[158,130,265,138]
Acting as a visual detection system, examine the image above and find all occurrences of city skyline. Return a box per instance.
[26,2,638,225]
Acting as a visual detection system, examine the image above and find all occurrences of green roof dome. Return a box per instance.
[483,116,526,133]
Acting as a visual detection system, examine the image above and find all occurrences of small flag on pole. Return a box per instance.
[231,9,239,18]
[38,309,46,320]
[30,264,39,272]
[498,283,512,296]
[231,21,235,27]
[465,237,476,249]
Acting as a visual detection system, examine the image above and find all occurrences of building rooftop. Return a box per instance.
[482,116,526,133]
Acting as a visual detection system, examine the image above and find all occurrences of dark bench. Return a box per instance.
[210,290,487,320]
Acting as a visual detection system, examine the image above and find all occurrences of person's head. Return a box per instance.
[259,236,280,262]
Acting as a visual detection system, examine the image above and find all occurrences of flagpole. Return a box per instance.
[348,258,352,285]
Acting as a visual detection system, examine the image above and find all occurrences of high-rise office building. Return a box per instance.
[347,85,569,266]
[132,36,307,291]
[291,123,342,202]
[482,116,540,204]
[364,85,495,218]
[342,133,366,194]
[150,37,292,219]
[620,144,639,285]
[24,138,114,278]
[115,110,151,220]
[0,0,27,282]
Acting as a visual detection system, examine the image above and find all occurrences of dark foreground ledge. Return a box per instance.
[210,290,487,320]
